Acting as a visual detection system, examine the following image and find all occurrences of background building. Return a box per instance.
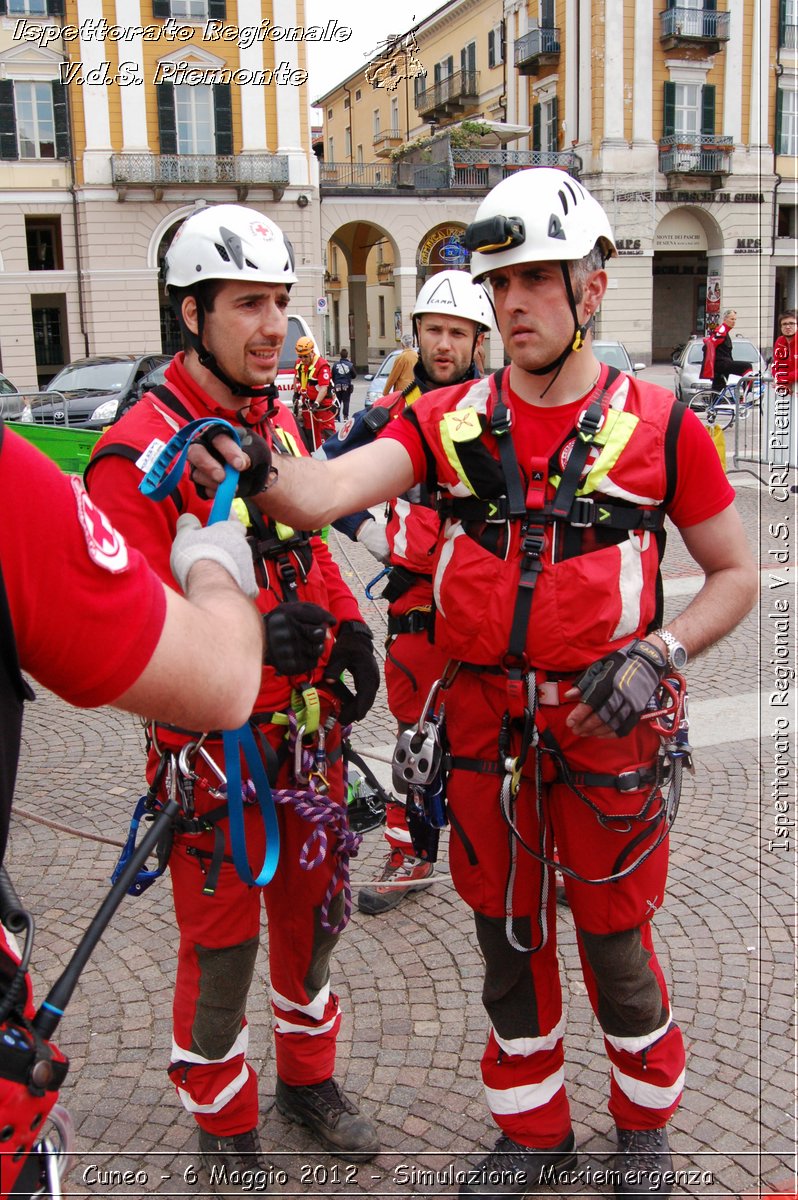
[0,0,323,388]
[316,0,796,368]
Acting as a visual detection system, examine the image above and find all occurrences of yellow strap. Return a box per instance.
[292,685,321,734]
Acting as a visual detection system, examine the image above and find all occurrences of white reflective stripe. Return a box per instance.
[392,497,411,561]
[609,373,631,411]
[611,1065,685,1110]
[611,534,647,641]
[594,475,659,505]
[456,377,490,415]
[432,524,462,619]
[604,1010,672,1056]
[176,1064,250,1115]
[171,1025,249,1067]
[273,1012,340,1038]
[388,826,414,847]
[492,1014,566,1059]
[484,1067,565,1116]
[271,981,332,1022]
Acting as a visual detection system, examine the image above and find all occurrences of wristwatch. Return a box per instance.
[654,629,689,670]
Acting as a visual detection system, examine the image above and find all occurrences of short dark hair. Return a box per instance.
[340,347,349,356]
[779,309,797,324]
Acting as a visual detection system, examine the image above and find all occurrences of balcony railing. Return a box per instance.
[780,22,798,48]
[320,150,580,197]
[659,7,730,47]
[658,134,733,177]
[111,153,290,199]
[514,26,561,74]
[415,69,480,119]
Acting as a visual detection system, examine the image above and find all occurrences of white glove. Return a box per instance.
[171,513,258,599]
[356,518,390,564]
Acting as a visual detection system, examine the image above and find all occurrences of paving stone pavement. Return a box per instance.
[7,465,796,1199]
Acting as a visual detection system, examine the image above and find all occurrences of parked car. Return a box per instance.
[30,354,169,430]
[364,350,401,408]
[673,335,765,404]
[592,341,646,375]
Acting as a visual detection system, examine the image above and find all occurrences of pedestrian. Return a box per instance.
[188,169,758,1199]
[706,309,753,392]
[0,421,266,1196]
[383,333,418,395]
[85,203,381,1194]
[331,347,357,420]
[772,309,798,390]
[323,269,493,913]
[294,335,336,450]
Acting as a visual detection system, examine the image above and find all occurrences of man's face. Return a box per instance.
[725,312,737,330]
[417,313,481,385]
[297,349,314,367]
[780,316,796,337]
[486,260,601,374]
[184,280,289,396]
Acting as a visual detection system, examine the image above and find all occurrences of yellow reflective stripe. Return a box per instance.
[550,410,640,497]
[274,427,303,458]
[439,408,483,496]
[292,686,321,734]
[404,384,422,407]
[231,498,251,527]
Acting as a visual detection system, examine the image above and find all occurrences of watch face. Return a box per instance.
[672,644,688,669]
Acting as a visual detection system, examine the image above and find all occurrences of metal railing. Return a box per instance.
[415,69,480,116]
[780,22,798,48]
[514,26,561,66]
[659,134,733,175]
[372,129,404,148]
[319,162,396,189]
[320,148,581,195]
[111,153,290,187]
[659,7,731,41]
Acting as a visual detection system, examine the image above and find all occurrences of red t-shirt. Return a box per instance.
[384,372,735,529]
[1,427,166,707]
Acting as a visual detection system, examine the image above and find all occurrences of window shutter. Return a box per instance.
[214,84,233,155]
[775,88,784,154]
[157,83,177,154]
[701,84,715,137]
[46,0,65,14]
[447,55,454,76]
[52,82,70,159]
[778,0,787,44]
[550,94,559,150]
[461,47,467,74]
[208,0,226,18]
[488,29,495,69]
[532,102,541,152]
[0,81,18,160]
[663,81,676,137]
[542,0,555,26]
[152,0,170,19]
[704,0,717,9]
[0,1,8,13]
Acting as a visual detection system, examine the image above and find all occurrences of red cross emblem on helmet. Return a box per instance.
[251,222,274,240]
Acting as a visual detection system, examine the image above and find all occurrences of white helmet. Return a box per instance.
[165,203,297,290]
[465,168,616,281]
[412,269,494,331]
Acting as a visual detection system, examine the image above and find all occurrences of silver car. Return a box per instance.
[364,350,401,408]
[673,335,765,404]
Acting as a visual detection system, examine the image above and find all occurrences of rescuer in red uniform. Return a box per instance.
[185,172,757,1200]
[85,204,380,1195]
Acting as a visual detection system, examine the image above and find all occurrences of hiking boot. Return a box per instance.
[275,1075,380,1161]
[459,1130,577,1196]
[198,1126,273,1196]
[613,1126,673,1197]
[357,848,434,914]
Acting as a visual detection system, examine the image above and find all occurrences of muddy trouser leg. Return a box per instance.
[444,672,572,1149]
[544,705,686,1130]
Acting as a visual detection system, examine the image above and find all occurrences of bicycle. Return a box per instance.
[688,372,765,431]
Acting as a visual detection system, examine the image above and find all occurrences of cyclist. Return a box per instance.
[707,310,753,393]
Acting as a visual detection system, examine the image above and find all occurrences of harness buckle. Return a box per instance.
[576,402,605,441]
[616,770,647,793]
[569,496,596,528]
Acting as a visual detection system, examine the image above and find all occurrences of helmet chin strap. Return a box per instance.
[529,261,593,397]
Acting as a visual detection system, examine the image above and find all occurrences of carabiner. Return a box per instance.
[294,723,308,784]
[365,566,390,601]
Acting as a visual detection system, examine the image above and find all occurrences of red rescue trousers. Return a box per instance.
[442,669,685,1147]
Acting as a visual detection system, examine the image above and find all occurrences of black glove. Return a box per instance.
[573,639,667,737]
[323,620,380,726]
[264,603,335,677]
[236,431,274,498]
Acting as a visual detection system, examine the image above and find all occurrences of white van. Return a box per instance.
[274,314,319,399]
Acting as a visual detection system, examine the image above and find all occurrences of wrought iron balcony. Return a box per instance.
[415,69,480,120]
[514,26,561,75]
[372,129,405,158]
[780,22,798,48]
[319,150,580,198]
[111,153,290,201]
[658,134,733,180]
[659,7,730,52]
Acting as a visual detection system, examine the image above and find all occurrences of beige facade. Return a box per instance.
[317,0,797,367]
[0,0,324,388]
